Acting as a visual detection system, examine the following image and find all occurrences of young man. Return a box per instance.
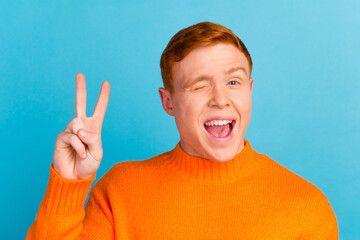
[27,22,339,239]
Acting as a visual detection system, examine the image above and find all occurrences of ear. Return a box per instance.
[249,77,254,96]
[158,87,174,116]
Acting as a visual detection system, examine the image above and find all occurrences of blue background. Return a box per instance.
[1,0,359,239]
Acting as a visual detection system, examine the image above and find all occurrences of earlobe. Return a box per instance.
[158,87,174,116]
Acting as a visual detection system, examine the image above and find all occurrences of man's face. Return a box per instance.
[159,43,253,162]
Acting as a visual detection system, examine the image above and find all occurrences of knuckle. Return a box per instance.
[68,118,76,127]
[69,117,83,134]
[69,134,79,144]
[56,132,65,141]
[73,117,83,125]
[93,133,100,142]
[55,133,61,140]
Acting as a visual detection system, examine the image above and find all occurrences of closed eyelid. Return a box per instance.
[184,79,211,90]
[192,83,211,91]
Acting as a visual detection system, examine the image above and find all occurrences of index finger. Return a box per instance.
[75,73,87,118]
[92,80,110,121]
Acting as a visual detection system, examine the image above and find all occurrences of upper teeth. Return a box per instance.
[205,120,232,126]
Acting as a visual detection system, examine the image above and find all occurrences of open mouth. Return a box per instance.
[204,119,236,139]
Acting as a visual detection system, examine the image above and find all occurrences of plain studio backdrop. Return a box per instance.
[0,0,359,239]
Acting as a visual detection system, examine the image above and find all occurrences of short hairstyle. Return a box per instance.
[160,21,253,93]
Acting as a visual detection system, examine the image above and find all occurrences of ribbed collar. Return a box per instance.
[163,139,262,185]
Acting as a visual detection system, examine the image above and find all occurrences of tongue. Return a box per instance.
[205,123,230,138]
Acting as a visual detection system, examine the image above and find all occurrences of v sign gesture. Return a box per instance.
[53,73,110,180]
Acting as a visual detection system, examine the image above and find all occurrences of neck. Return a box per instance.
[163,139,262,185]
[178,138,246,162]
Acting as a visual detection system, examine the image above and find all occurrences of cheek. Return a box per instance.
[173,96,205,129]
[175,95,203,114]
[231,94,252,114]
[242,98,252,123]
[173,98,193,122]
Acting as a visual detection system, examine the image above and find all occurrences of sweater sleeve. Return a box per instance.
[26,164,114,240]
[299,189,339,240]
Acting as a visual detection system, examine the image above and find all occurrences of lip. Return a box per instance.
[203,116,236,142]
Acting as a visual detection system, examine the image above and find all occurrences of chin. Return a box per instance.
[203,137,245,162]
[206,149,237,162]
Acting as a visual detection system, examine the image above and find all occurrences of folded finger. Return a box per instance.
[63,117,84,135]
[77,129,103,161]
[61,132,87,159]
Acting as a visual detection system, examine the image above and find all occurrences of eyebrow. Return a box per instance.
[225,66,247,75]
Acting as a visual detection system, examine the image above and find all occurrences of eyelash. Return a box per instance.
[193,86,206,91]
[192,80,241,91]
[228,80,240,86]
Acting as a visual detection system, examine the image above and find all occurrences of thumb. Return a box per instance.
[77,129,103,161]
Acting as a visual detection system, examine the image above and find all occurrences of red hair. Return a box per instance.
[160,21,253,93]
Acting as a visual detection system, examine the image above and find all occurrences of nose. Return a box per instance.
[208,84,230,109]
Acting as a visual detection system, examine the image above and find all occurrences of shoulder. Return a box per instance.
[91,151,170,193]
[109,150,170,178]
[257,153,338,228]
[256,152,324,195]
[254,152,335,210]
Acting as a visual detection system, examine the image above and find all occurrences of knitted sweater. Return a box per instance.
[26,139,339,239]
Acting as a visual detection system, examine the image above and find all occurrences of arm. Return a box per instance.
[299,190,339,240]
[26,164,114,240]
[27,73,112,239]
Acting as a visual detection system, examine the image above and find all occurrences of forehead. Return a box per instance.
[172,43,250,86]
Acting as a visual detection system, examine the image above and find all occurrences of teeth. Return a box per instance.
[205,120,233,126]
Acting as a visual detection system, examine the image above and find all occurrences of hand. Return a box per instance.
[52,73,110,180]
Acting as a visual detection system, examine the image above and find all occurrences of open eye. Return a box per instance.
[228,80,239,86]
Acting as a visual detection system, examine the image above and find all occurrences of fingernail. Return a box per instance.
[79,131,86,137]
[82,153,87,158]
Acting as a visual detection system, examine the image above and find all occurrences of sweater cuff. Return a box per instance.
[40,164,96,215]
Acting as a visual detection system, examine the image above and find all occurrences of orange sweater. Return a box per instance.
[26,139,339,239]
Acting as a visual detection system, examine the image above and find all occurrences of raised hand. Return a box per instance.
[53,73,110,180]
